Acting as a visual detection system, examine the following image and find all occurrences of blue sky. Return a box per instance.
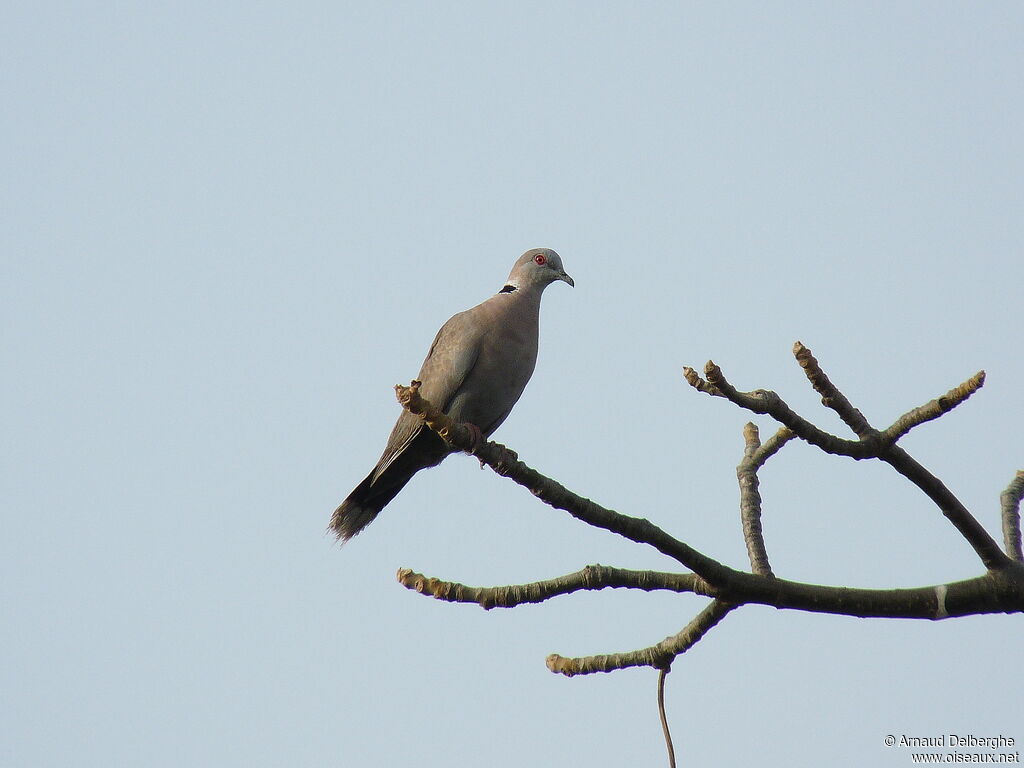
[3,3,1022,766]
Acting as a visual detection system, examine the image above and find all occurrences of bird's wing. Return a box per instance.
[370,307,485,481]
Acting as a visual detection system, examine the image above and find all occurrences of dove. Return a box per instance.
[331,248,573,541]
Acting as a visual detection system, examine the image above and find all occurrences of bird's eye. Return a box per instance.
[534,254,547,266]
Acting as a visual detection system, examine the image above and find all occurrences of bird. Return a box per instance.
[331,248,574,542]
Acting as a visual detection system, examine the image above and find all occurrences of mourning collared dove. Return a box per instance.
[331,248,573,541]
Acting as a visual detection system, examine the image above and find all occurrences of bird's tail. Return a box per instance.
[330,470,410,542]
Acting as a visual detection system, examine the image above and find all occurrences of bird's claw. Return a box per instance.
[464,422,485,457]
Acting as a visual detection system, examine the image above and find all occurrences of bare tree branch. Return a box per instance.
[880,447,1008,569]
[399,560,1024,621]
[684,362,876,458]
[395,381,735,585]
[789,346,1002,570]
[751,426,795,469]
[717,568,1024,618]
[396,565,707,609]
[1001,471,1024,562]
[390,346,1023,681]
[793,341,874,437]
[685,348,1008,570]
[545,600,735,676]
[882,369,987,443]
[738,423,781,577]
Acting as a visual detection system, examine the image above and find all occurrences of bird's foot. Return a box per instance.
[463,422,485,462]
[494,445,518,472]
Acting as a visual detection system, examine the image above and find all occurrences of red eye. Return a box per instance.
[534,254,546,266]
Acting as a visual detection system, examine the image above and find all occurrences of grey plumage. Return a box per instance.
[331,248,573,541]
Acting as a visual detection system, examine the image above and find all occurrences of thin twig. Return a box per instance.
[658,668,676,768]
[752,426,795,469]
[546,600,735,676]
[882,370,986,443]
[738,423,775,577]
[793,341,874,437]
[396,565,708,609]
[882,446,1009,570]
[1001,471,1024,562]
[684,364,875,459]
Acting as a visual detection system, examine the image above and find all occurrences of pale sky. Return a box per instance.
[3,3,1022,766]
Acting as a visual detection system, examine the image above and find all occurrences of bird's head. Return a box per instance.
[503,248,574,292]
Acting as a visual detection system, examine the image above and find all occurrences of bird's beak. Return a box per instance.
[559,271,575,287]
